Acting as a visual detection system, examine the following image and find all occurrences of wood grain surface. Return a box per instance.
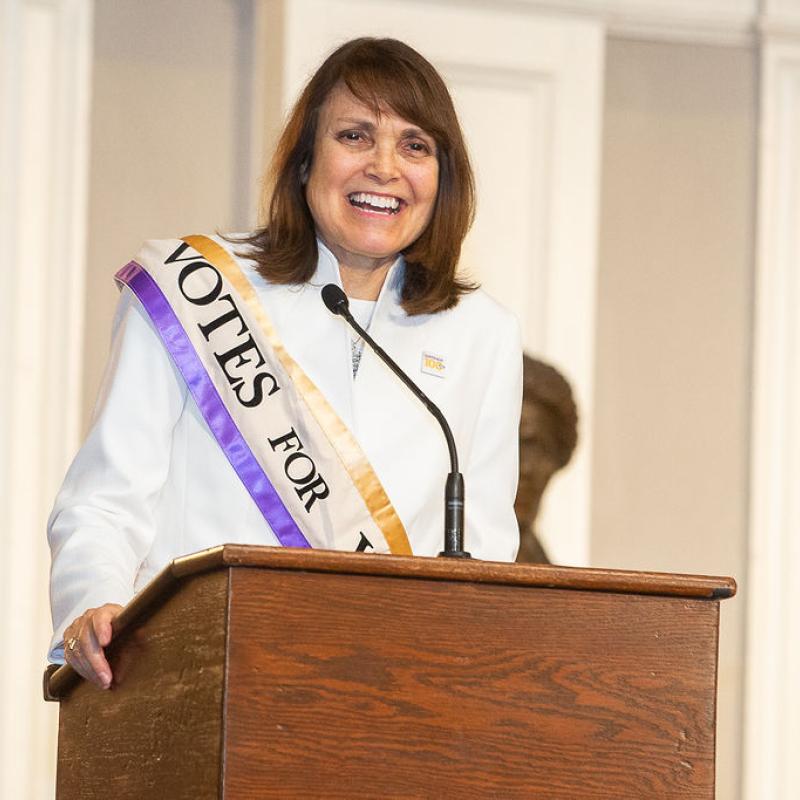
[46,546,734,703]
[223,567,720,799]
[55,571,228,800]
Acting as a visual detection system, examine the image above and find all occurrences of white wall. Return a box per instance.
[81,0,263,427]
[0,1,92,797]
[744,23,800,799]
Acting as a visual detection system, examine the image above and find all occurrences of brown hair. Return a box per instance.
[243,37,476,315]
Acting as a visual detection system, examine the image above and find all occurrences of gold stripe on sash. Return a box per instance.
[183,234,412,556]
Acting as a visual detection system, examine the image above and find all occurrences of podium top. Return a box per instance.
[165,544,736,597]
[44,545,735,701]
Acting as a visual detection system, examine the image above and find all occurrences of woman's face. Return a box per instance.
[305,85,440,271]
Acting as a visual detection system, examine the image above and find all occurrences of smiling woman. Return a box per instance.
[47,37,523,691]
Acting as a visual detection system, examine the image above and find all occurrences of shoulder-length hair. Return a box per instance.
[244,37,476,315]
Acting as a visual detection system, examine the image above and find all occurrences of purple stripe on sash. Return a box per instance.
[116,260,310,549]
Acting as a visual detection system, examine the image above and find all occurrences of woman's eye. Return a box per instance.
[406,140,433,156]
[338,130,365,143]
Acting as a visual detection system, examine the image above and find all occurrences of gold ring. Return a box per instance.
[67,636,79,651]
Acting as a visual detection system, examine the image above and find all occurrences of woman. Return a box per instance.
[50,38,522,689]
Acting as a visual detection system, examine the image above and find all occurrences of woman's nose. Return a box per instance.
[366,142,400,183]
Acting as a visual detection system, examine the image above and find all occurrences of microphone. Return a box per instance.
[321,283,469,558]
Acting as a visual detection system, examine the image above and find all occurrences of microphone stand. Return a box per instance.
[321,284,470,558]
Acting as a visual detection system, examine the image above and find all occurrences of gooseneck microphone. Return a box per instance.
[321,283,469,558]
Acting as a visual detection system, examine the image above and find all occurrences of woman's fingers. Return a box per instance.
[63,630,98,686]
[81,621,113,689]
[91,604,123,648]
[64,604,124,689]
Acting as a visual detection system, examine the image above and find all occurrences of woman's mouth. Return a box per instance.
[347,192,403,215]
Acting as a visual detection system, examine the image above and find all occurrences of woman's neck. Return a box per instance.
[338,261,392,301]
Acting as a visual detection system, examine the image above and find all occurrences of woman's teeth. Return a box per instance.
[348,193,401,214]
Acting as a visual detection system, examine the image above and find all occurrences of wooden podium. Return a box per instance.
[44,545,735,799]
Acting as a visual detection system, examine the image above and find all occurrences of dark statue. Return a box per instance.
[515,355,578,564]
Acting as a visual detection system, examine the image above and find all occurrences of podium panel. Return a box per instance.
[45,546,735,799]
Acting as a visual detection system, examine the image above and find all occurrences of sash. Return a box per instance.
[115,235,411,555]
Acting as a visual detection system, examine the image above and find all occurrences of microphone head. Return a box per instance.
[321,283,349,316]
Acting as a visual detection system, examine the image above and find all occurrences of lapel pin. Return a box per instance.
[421,351,446,378]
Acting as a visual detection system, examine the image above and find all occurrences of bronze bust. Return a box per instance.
[515,355,578,564]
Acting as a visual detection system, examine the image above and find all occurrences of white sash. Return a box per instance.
[116,235,411,555]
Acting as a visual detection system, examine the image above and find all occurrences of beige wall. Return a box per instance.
[82,0,260,428]
[593,38,755,800]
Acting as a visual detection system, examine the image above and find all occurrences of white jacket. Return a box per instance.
[47,238,522,659]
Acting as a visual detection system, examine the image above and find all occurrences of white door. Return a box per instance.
[274,0,605,565]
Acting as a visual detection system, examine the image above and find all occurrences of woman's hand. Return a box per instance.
[63,603,124,689]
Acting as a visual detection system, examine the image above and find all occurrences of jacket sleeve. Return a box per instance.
[462,310,523,561]
[47,288,187,661]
